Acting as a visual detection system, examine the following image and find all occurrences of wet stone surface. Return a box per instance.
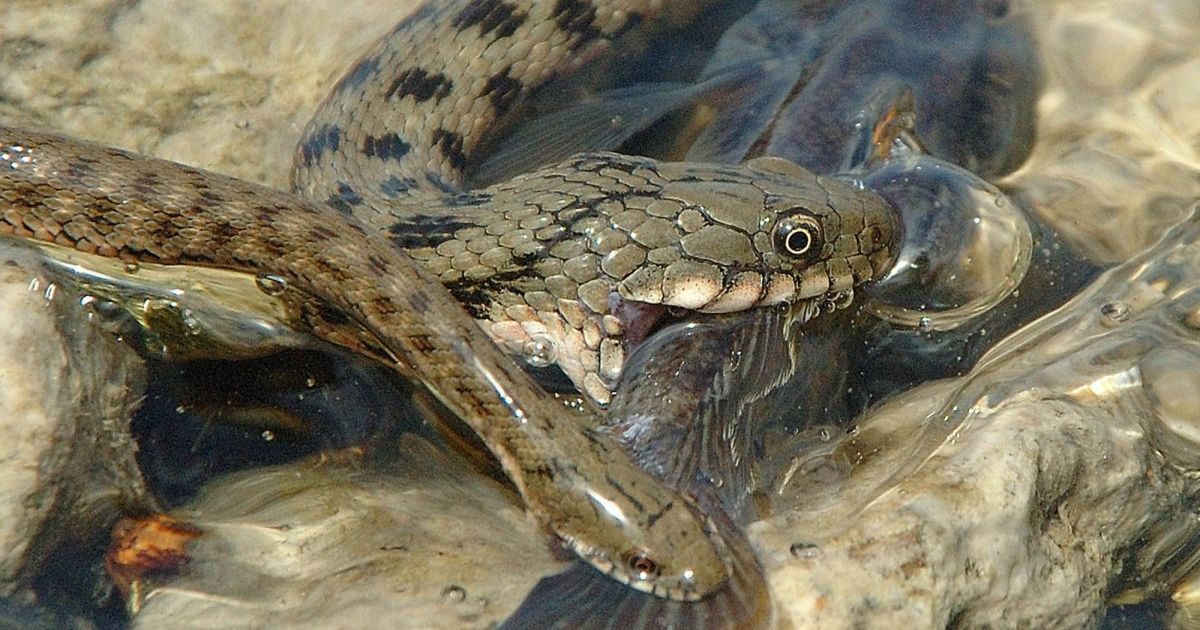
[3,0,1200,628]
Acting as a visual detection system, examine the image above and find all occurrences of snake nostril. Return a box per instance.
[863,225,883,248]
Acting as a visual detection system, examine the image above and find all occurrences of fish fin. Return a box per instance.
[673,307,829,517]
[841,81,929,172]
[685,57,810,164]
[607,306,842,519]
[470,81,709,187]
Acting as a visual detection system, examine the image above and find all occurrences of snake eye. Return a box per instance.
[626,551,661,580]
[774,211,823,261]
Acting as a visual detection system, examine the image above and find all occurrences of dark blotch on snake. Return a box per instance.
[131,171,164,196]
[367,253,391,275]
[308,224,339,242]
[386,214,478,250]
[198,188,226,205]
[325,182,362,215]
[362,133,412,162]
[431,128,468,172]
[385,68,453,103]
[424,172,457,194]
[380,174,418,198]
[445,269,536,321]
[299,124,341,166]
[211,220,241,241]
[444,191,493,208]
[482,67,524,117]
[368,296,399,316]
[451,0,528,39]
[551,0,602,46]
[63,159,96,181]
[333,56,380,93]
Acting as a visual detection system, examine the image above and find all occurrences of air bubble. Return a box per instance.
[255,274,288,296]
[124,261,140,274]
[181,309,201,335]
[441,585,467,603]
[1099,301,1130,326]
[862,155,1032,331]
[789,542,822,559]
[522,334,558,368]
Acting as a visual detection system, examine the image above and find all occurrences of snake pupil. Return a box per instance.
[786,228,812,255]
[775,211,823,260]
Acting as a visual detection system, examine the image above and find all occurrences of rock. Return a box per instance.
[760,209,1200,626]
[130,437,563,629]
[4,0,1200,627]
[0,241,152,601]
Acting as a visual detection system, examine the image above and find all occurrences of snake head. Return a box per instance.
[574,541,724,601]
[746,156,900,309]
[560,475,730,601]
[612,155,899,314]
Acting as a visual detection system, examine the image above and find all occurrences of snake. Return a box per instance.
[0,0,898,606]
[291,0,898,408]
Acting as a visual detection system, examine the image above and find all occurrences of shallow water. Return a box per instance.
[2,0,1200,627]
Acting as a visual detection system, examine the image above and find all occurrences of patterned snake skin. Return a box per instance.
[292,0,898,406]
[0,0,899,609]
[0,128,730,600]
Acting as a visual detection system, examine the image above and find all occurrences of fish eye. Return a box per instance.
[774,211,823,260]
[626,551,661,580]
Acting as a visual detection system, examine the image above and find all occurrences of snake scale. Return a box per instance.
[0,0,898,606]
[293,0,898,407]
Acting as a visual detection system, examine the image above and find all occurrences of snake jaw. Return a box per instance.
[761,272,798,305]
[698,270,768,313]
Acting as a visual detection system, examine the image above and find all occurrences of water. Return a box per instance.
[2,0,1200,627]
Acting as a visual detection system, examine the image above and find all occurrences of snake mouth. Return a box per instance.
[699,271,779,313]
[660,271,795,314]
[693,269,853,315]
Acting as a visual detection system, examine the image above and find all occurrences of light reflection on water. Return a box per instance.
[1014,0,1200,264]
[2,0,1200,627]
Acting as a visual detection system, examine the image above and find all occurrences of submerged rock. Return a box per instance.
[762,208,1200,626]
[0,242,153,625]
[91,208,1200,627]
[3,0,1200,627]
[129,437,563,629]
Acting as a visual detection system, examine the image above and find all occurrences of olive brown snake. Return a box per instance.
[0,0,898,604]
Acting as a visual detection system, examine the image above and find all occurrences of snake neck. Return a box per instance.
[345,155,675,407]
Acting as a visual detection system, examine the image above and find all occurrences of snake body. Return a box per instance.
[292,0,898,407]
[0,0,898,606]
[0,128,728,599]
